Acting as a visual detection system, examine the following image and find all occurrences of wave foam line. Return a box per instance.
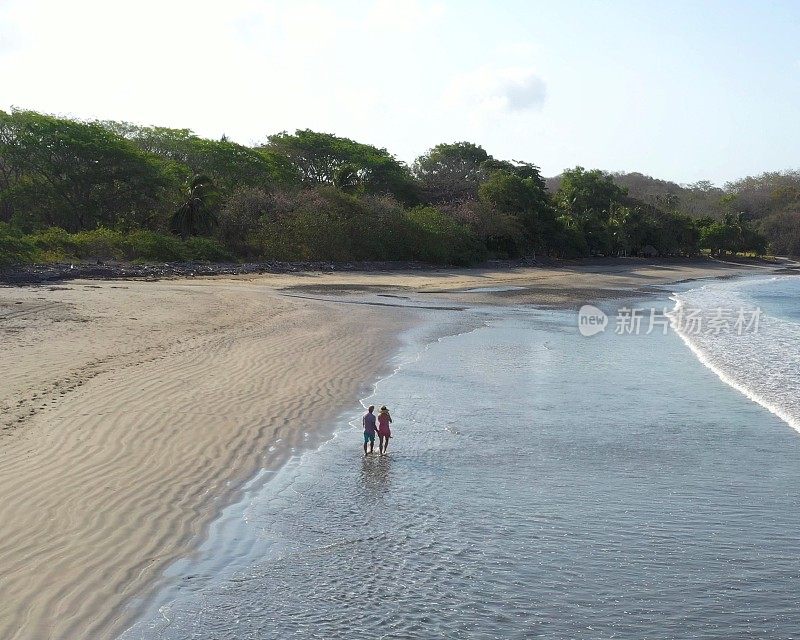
[668,295,800,434]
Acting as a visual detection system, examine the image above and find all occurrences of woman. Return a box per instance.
[377,405,392,456]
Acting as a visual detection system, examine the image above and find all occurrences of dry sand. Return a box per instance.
[0,259,772,639]
[0,278,413,640]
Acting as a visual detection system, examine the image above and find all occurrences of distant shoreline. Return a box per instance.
[0,255,788,287]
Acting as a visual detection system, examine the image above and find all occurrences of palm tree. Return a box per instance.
[722,211,746,254]
[171,174,218,240]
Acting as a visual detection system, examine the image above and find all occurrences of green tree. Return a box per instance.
[610,205,702,257]
[700,221,728,255]
[0,222,37,266]
[698,212,767,256]
[483,159,546,182]
[479,170,547,215]
[404,206,486,265]
[554,167,627,256]
[549,215,589,257]
[0,110,175,231]
[724,170,800,219]
[217,187,271,257]
[264,129,417,202]
[478,169,553,252]
[609,206,645,256]
[761,212,800,256]
[171,175,218,240]
[333,163,362,194]
[104,122,295,195]
[663,212,701,256]
[556,166,626,218]
[413,142,491,203]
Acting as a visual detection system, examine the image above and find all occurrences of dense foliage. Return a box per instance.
[0,108,784,268]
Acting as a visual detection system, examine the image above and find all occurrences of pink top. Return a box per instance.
[377,412,392,436]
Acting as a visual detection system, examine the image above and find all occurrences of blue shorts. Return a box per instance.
[364,431,375,444]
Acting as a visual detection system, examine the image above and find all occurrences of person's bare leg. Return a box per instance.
[369,436,375,454]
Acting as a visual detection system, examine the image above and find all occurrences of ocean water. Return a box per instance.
[671,276,800,432]
[122,276,800,640]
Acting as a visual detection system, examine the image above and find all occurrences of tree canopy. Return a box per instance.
[0,110,173,231]
[171,174,219,240]
[105,122,296,193]
[556,167,626,218]
[413,141,492,203]
[263,129,417,203]
[0,109,781,268]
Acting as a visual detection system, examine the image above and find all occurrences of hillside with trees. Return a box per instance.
[1,109,790,268]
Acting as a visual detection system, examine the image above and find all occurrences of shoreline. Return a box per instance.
[119,313,473,637]
[1,255,791,288]
[0,260,789,639]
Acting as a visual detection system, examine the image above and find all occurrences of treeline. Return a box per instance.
[558,169,800,257]
[0,109,790,268]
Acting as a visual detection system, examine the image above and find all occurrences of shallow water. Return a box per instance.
[123,278,800,639]
[746,276,800,323]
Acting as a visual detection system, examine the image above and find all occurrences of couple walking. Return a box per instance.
[363,405,392,456]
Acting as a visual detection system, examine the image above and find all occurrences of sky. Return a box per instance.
[1,0,798,184]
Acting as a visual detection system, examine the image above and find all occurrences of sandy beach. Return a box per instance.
[0,259,774,639]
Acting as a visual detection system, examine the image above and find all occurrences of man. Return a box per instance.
[362,405,377,455]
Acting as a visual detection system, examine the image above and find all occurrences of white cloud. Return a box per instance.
[442,65,547,117]
[504,73,547,111]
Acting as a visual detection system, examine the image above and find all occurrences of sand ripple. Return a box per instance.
[0,279,410,640]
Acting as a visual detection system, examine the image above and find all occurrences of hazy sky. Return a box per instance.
[1,0,798,184]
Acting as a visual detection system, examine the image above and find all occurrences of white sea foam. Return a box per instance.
[669,276,800,433]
